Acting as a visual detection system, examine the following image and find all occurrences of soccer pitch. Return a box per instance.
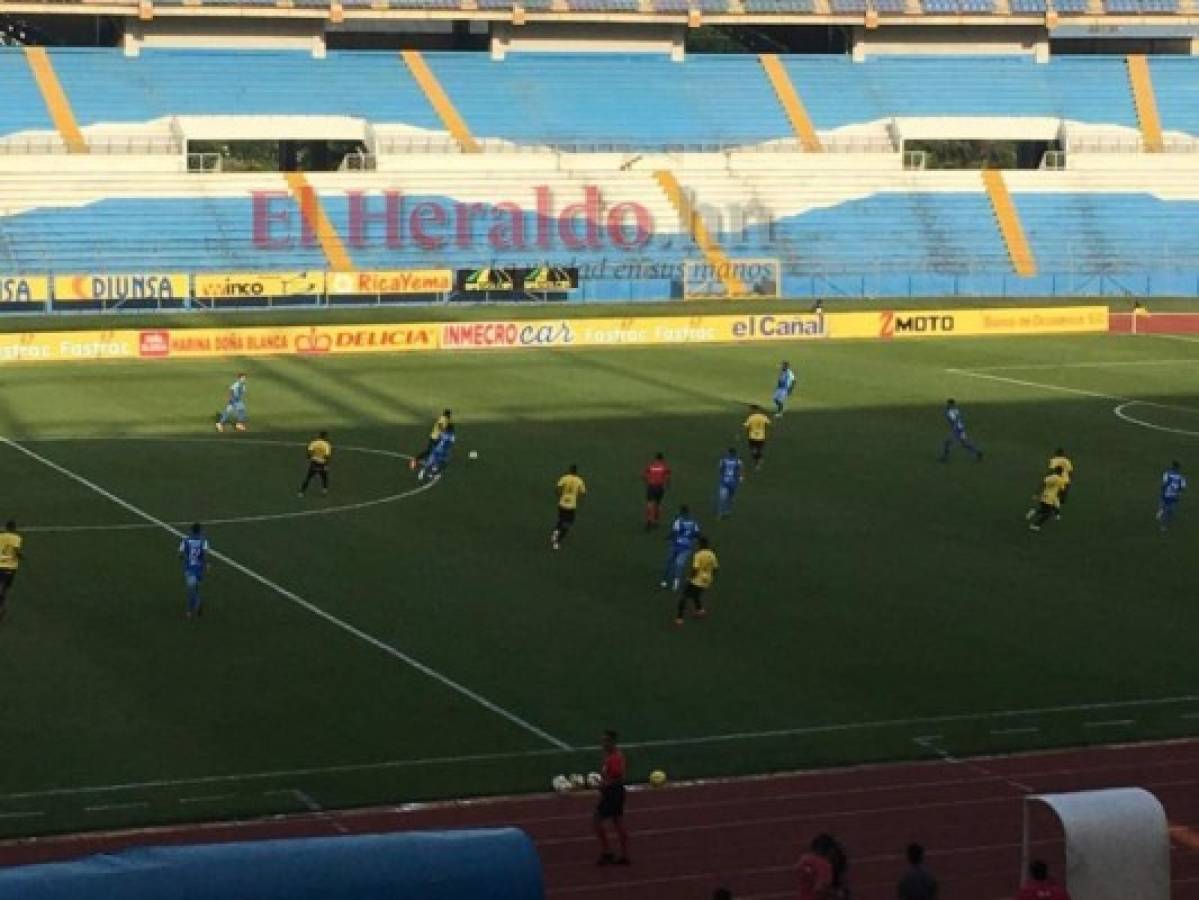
[1,332,1198,839]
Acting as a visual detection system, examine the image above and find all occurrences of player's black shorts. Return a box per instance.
[1038,501,1057,517]
[595,784,626,820]
[1059,484,1070,504]
[682,581,704,602]
[645,485,665,503]
[0,569,15,589]
[557,506,576,526]
[748,439,765,454]
[308,461,328,473]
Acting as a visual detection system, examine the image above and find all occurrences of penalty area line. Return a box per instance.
[0,437,571,753]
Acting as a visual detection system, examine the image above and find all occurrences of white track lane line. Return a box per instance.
[0,437,571,752]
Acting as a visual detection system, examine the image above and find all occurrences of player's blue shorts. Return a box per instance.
[184,570,204,588]
[1161,496,1179,509]
[720,481,738,496]
[773,388,789,406]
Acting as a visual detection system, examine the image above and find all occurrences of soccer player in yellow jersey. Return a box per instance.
[552,464,587,551]
[298,431,333,497]
[0,520,24,624]
[1048,447,1073,518]
[411,409,452,471]
[743,404,772,470]
[1028,466,1068,532]
[676,536,718,625]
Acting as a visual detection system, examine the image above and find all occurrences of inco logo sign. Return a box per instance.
[879,311,956,338]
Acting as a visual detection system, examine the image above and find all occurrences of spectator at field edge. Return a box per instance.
[797,834,834,900]
[896,843,938,900]
[826,835,849,899]
[1016,860,1071,900]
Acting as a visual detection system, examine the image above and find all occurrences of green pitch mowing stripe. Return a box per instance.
[1,437,570,751]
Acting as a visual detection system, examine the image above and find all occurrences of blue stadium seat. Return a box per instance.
[425,53,790,147]
[830,0,867,10]
[44,49,442,130]
[1009,0,1047,12]
[743,0,814,10]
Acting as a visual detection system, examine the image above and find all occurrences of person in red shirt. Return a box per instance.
[797,834,835,900]
[643,452,671,529]
[594,730,629,865]
[1016,860,1072,900]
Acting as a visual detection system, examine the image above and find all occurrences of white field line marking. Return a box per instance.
[84,801,149,813]
[1151,334,1199,346]
[968,359,1199,372]
[0,437,570,753]
[0,811,43,821]
[1084,719,1137,728]
[1,695,1195,805]
[946,368,1198,413]
[19,438,437,533]
[913,735,1034,794]
[1115,401,1199,438]
[1181,712,1199,720]
[178,794,236,805]
[291,788,350,835]
[991,726,1040,736]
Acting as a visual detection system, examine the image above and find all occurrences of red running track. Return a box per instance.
[2,740,1199,899]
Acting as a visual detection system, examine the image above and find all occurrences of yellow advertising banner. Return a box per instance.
[0,306,1108,365]
[193,272,326,300]
[53,273,189,303]
[0,331,138,363]
[0,276,50,303]
[326,270,453,295]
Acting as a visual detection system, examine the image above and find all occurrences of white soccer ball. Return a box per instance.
[468,450,479,460]
[552,775,571,793]
[586,772,602,789]
[569,773,587,791]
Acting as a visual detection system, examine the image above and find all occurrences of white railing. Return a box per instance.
[0,134,182,155]
[1066,135,1199,154]
[339,151,378,171]
[374,135,897,155]
[187,152,223,172]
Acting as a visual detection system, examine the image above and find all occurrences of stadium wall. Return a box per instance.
[0,829,545,900]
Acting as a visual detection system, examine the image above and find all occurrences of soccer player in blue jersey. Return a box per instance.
[178,522,209,619]
[418,424,455,482]
[773,361,797,417]
[716,448,744,519]
[215,373,248,433]
[660,505,701,591]
[1157,461,1187,531]
[938,399,982,462]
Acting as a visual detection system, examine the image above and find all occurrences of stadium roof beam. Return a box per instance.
[284,171,354,272]
[1127,54,1164,153]
[653,170,747,298]
[401,50,480,154]
[23,47,87,154]
[981,169,1036,278]
[759,54,822,152]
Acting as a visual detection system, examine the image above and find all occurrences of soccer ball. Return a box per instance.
[586,772,602,789]
[569,773,587,790]
[552,775,571,793]
[468,450,479,460]
[649,770,668,788]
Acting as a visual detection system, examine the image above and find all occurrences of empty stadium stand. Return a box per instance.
[1,48,1199,300]
[4,49,1193,149]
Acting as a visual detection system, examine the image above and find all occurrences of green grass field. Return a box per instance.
[1,331,1198,840]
